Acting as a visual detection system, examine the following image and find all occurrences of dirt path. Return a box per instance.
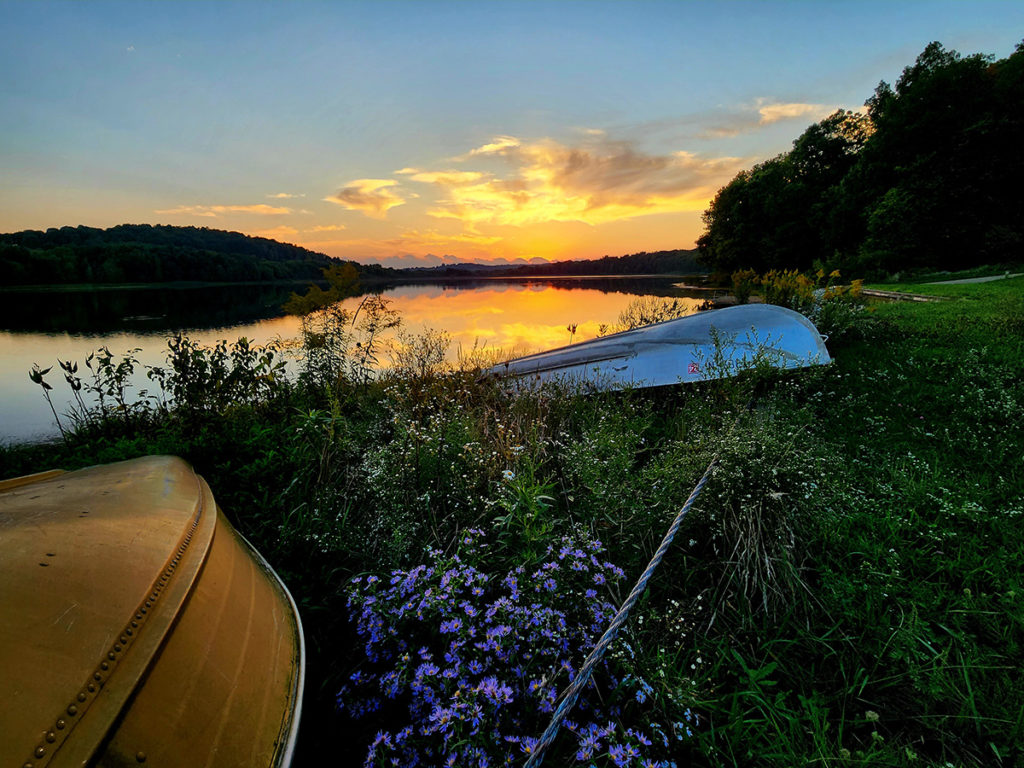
[926,272,1023,285]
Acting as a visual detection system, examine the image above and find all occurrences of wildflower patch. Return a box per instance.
[339,529,692,767]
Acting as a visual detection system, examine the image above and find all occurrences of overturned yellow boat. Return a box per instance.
[0,455,304,768]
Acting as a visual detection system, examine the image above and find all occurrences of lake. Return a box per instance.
[0,277,713,444]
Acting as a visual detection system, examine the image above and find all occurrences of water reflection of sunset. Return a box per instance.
[191,281,705,360]
[332,282,705,361]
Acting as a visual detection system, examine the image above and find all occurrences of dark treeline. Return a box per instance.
[0,224,396,286]
[698,41,1024,277]
[405,248,703,278]
[484,247,703,275]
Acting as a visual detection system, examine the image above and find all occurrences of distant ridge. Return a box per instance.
[0,224,703,286]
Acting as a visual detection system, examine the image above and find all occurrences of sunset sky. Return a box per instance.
[2,1,1022,267]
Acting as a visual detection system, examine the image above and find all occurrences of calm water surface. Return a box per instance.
[0,278,709,443]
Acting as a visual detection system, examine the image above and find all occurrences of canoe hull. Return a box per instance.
[0,456,304,768]
[485,304,831,390]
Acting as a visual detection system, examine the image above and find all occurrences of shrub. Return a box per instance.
[730,269,758,304]
[617,297,694,330]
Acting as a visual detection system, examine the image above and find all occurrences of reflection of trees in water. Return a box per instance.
[0,277,706,334]
[0,284,304,334]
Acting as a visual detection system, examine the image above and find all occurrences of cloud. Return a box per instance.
[451,136,521,161]
[416,135,745,227]
[396,229,503,248]
[325,179,406,218]
[154,203,292,216]
[406,170,486,186]
[251,226,299,240]
[704,100,835,138]
[155,206,218,218]
[307,224,347,233]
[757,101,828,125]
[267,192,305,199]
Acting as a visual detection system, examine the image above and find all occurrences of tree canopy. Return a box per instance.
[698,41,1024,277]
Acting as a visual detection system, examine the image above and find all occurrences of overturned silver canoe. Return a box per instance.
[485,304,830,391]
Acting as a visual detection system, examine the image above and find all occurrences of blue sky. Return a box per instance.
[2,1,1021,265]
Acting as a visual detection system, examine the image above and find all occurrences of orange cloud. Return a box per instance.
[308,224,347,233]
[325,179,406,218]
[154,203,292,216]
[251,225,299,239]
[267,192,305,199]
[417,135,744,227]
[397,229,503,248]
[405,170,486,185]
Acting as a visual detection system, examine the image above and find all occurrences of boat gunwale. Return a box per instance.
[230,515,306,767]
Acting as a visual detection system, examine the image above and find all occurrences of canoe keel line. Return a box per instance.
[486,304,831,390]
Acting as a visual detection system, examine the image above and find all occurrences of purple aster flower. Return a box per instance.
[416,662,439,678]
[608,742,630,767]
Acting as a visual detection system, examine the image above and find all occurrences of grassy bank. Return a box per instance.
[2,280,1022,766]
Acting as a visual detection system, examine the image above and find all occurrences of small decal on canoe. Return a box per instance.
[688,362,700,374]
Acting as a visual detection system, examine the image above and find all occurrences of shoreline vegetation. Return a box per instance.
[2,277,1022,766]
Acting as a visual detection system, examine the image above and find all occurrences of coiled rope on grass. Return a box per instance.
[523,450,721,767]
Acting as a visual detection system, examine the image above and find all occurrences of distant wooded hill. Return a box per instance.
[0,224,396,286]
[0,224,703,286]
